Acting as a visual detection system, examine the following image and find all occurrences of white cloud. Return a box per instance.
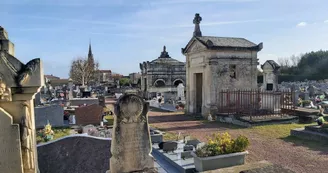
[297,22,307,27]
[324,20,328,23]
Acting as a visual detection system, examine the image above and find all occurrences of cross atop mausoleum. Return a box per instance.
[193,13,202,37]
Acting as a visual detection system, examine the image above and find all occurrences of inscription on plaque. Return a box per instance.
[191,57,204,65]
[0,108,23,173]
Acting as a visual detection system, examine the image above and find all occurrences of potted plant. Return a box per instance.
[191,132,249,172]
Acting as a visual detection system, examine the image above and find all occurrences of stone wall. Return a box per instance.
[35,104,64,128]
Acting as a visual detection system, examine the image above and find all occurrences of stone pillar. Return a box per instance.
[68,78,73,100]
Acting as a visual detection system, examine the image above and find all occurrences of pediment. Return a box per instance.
[262,62,274,71]
[183,38,207,54]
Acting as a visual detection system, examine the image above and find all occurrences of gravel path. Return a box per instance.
[148,111,328,173]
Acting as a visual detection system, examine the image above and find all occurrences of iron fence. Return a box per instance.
[217,89,295,120]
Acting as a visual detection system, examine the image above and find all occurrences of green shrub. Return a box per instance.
[195,132,249,158]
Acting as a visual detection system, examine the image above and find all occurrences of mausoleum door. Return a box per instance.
[195,73,203,114]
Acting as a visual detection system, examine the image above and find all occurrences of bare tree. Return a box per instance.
[69,57,99,86]
[277,57,291,67]
[290,55,301,67]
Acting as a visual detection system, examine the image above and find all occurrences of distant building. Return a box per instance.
[97,70,113,84]
[129,72,141,85]
[139,46,186,99]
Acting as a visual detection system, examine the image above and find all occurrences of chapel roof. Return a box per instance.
[181,13,263,54]
[196,36,258,48]
[261,60,280,71]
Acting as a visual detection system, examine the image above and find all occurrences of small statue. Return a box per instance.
[41,121,54,142]
[0,81,11,101]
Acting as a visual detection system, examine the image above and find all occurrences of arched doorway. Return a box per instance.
[173,79,184,87]
[154,79,166,87]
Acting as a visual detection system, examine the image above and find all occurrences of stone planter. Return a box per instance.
[191,151,248,172]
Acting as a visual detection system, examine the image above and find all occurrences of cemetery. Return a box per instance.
[0,11,328,173]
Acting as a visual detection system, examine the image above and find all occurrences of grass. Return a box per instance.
[37,127,71,144]
[249,123,315,139]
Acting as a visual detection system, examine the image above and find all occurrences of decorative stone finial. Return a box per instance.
[159,45,170,58]
[193,13,202,37]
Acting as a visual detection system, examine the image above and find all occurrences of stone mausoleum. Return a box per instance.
[140,46,186,99]
[182,14,263,116]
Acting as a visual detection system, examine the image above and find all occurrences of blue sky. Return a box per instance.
[1,0,328,78]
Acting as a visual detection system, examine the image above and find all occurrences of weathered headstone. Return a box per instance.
[75,104,103,125]
[109,94,155,173]
[0,108,23,173]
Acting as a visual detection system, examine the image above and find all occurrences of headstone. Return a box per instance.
[34,105,64,128]
[38,135,111,173]
[98,96,105,107]
[0,108,23,173]
[75,104,103,125]
[109,94,155,173]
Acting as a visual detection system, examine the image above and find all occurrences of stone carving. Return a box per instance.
[17,59,41,86]
[0,80,11,101]
[20,102,35,172]
[110,94,155,173]
[114,94,146,124]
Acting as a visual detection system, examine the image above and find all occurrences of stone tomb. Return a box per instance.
[75,104,103,125]
[0,108,23,173]
[109,94,155,173]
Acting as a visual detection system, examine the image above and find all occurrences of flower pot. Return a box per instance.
[191,151,248,172]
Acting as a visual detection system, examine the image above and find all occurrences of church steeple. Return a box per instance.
[87,40,95,68]
[193,13,202,37]
[88,40,93,58]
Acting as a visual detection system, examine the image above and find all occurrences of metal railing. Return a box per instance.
[217,89,295,121]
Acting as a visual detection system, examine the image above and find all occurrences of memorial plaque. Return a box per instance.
[0,108,23,173]
[110,94,155,173]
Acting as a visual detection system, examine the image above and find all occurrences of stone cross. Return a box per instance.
[193,13,202,37]
[109,94,155,173]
